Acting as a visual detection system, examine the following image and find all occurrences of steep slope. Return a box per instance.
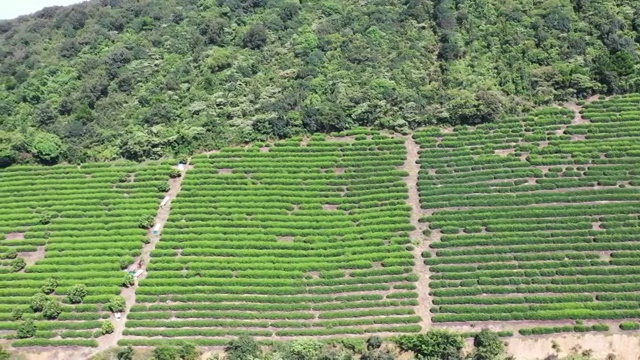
[0,0,639,166]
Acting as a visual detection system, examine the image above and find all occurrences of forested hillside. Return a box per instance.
[0,0,639,165]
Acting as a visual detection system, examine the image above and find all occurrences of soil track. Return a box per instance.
[399,135,432,330]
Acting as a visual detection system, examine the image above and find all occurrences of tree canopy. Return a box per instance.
[0,0,639,165]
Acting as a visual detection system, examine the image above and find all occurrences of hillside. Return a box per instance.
[0,0,639,165]
[1,96,640,360]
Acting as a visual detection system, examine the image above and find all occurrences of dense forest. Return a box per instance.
[0,0,639,165]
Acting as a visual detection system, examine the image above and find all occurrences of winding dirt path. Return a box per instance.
[400,135,432,330]
[91,162,192,356]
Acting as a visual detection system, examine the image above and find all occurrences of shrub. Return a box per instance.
[179,343,199,360]
[41,277,59,294]
[139,214,155,229]
[0,346,9,360]
[117,346,135,360]
[42,299,62,320]
[67,284,88,304]
[619,322,640,331]
[226,336,260,360]
[473,329,504,360]
[10,309,23,321]
[169,168,182,179]
[366,336,383,350]
[107,295,126,313]
[118,256,134,270]
[17,318,36,339]
[30,293,49,312]
[396,330,464,359]
[101,320,115,335]
[151,346,179,360]
[39,211,53,225]
[122,273,135,287]
[11,258,26,272]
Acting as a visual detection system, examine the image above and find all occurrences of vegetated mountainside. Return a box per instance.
[0,0,639,165]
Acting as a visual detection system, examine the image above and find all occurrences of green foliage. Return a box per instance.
[152,346,179,360]
[39,211,53,225]
[42,298,62,320]
[226,336,261,360]
[30,132,64,164]
[107,295,126,313]
[473,329,505,360]
[169,168,182,179]
[179,343,200,360]
[67,284,88,304]
[41,277,59,294]
[30,293,49,312]
[366,336,383,351]
[139,214,155,229]
[17,318,36,339]
[287,339,323,360]
[395,330,464,360]
[122,273,135,287]
[101,320,115,335]
[0,346,9,360]
[10,257,26,272]
[10,308,23,321]
[619,322,640,330]
[117,346,135,360]
[118,256,133,270]
[0,0,638,164]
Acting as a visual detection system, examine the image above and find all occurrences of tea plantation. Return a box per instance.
[0,162,171,347]
[3,95,640,350]
[121,132,420,346]
[416,95,640,324]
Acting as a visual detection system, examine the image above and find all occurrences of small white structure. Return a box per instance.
[160,196,170,207]
[115,312,122,321]
[152,223,161,235]
[134,269,144,278]
[177,163,186,171]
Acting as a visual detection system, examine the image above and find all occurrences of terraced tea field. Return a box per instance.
[122,132,421,346]
[0,162,170,347]
[3,96,640,353]
[416,95,640,327]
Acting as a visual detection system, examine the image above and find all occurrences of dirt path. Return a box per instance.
[400,135,432,330]
[565,101,590,125]
[91,163,192,357]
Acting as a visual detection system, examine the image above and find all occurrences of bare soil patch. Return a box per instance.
[5,232,25,240]
[259,146,270,153]
[507,333,638,360]
[12,347,95,360]
[322,204,339,211]
[571,135,586,141]
[326,136,355,143]
[18,245,46,267]
[334,167,346,174]
[526,177,537,185]
[277,236,294,242]
[539,141,549,149]
[519,152,529,162]
[494,148,515,156]
[218,168,233,174]
[592,221,603,230]
[442,127,454,134]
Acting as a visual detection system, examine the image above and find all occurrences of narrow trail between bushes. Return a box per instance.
[399,135,432,330]
[92,162,192,356]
